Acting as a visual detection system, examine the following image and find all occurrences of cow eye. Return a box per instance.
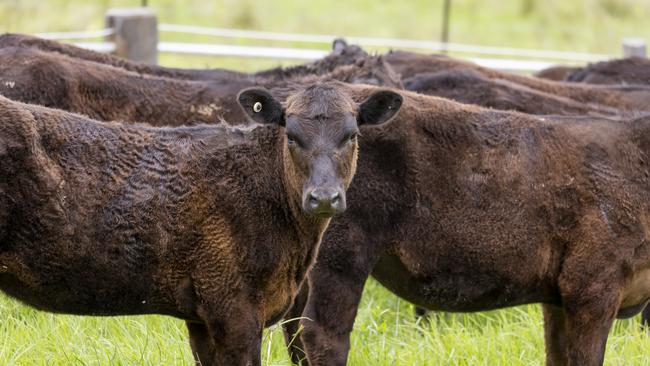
[339,132,358,148]
[286,133,301,147]
[346,132,359,143]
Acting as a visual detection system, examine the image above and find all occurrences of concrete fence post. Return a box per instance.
[106,8,158,64]
[622,38,647,58]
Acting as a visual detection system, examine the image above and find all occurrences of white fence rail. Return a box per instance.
[36,28,115,40]
[159,23,612,63]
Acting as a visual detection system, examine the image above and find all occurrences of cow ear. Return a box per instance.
[357,90,403,126]
[332,38,348,53]
[237,87,285,126]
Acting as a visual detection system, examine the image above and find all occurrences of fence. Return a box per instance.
[34,7,648,73]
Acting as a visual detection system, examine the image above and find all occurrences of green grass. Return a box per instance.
[0,279,649,365]
[2,1,650,364]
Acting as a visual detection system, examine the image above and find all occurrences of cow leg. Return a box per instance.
[550,211,627,366]
[556,233,621,364]
[414,306,429,319]
[300,266,368,366]
[542,304,568,366]
[641,305,650,328]
[186,321,216,365]
[283,280,310,365]
[561,294,617,366]
[197,302,263,366]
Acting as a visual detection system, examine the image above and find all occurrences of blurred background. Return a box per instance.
[1,0,648,71]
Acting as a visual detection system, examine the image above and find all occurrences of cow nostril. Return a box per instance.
[331,192,340,204]
[309,192,319,206]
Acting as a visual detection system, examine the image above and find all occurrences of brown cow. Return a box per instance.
[0,32,246,81]
[0,33,368,82]
[0,47,252,124]
[403,69,624,117]
[0,83,402,366]
[384,50,650,112]
[0,46,400,126]
[280,82,650,366]
[565,57,650,86]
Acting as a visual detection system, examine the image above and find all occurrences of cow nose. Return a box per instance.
[307,189,342,217]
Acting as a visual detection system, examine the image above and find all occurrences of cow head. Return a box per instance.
[238,83,402,218]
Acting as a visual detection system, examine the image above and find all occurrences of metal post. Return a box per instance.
[622,38,647,58]
[105,8,158,64]
[441,0,452,54]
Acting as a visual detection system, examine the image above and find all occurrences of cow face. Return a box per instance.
[238,84,402,218]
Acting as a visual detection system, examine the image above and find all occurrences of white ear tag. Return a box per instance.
[253,102,262,113]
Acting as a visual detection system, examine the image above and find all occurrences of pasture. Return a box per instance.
[2,1,650,365]
[1,280,650,365]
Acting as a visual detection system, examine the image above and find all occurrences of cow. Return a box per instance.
[279,82,650,366]
[384,50,650,112]
[0,32,247,81]
[565,57,650,86]
[0,47,252,125]
[0,46,401,126]
[403,69,624,117]
[0,82,403,366]
[0,33,369,83]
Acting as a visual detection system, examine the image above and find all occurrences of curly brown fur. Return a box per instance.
[0,47,401,126]
[283,82,650,366]
[0,83,402,366]
[0,47,254,125]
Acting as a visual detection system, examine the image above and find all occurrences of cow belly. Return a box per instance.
[371,253,554,312]
[619,268,650,318]
[0,269,180,317]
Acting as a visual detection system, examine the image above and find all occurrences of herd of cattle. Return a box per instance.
[2,33,650,366]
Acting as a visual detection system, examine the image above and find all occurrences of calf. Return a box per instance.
[0,47,400,126]
[403,69,623,117]
[384,50,650,112]
[0,83,402,366]
[0,33,368,82]
[282,82,650,366]
[404,69,650,324]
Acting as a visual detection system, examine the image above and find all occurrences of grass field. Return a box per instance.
[2,1,650,365]
[1,279,650,365]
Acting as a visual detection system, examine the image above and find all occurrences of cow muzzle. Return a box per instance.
[303,187,346,218]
